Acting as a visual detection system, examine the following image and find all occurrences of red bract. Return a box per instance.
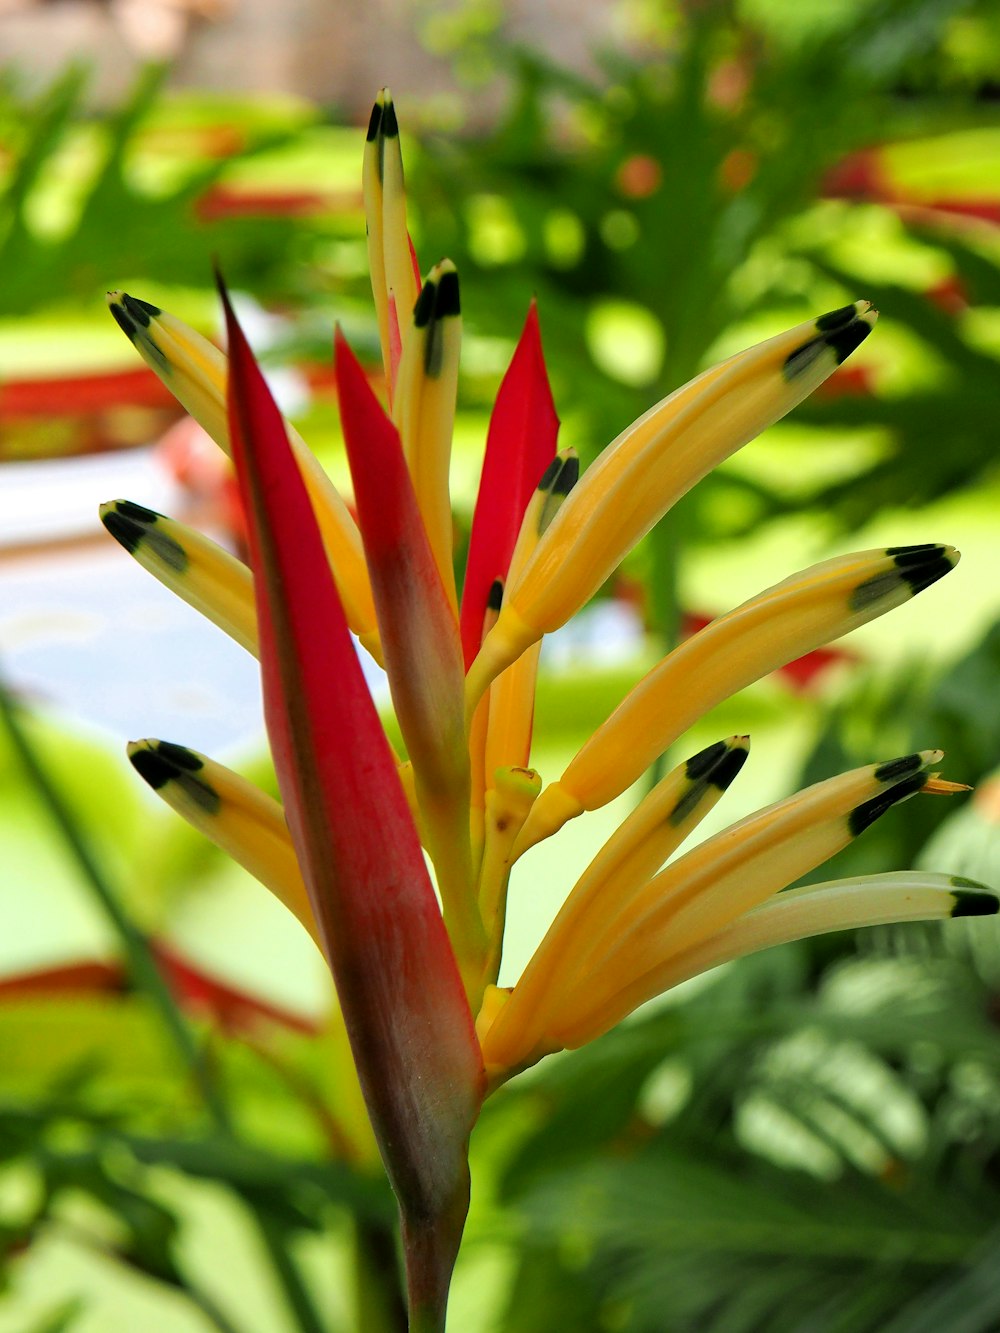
[222,281,484,1319]
[460,301,560,668]
[334,332,485,984]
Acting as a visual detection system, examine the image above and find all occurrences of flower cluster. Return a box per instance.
[101,91,995,1326]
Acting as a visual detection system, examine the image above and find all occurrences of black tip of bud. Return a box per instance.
[109,303,137,340]
[684,740,727,782]
[487,579,504,611]
[848,773,927,837]
[155,740,204,772]
[121,293,161,327]
[129,741,219,813]
[951,887,1000,917]
[381,99,399,139]
[537,457,561,491]
[366,102,382,142]
[712,745,749,791]
[824,316,872,366]
[896,549,954,596]
[551,455,579,496]
[783,305,873,380]
[814,305,857,333]
[873,753,923,784]
[671,740,747,825]
[435,269,461,319]
[885,544,939,561]
[118,499,161,524]
[102,502,186,572]
[102,509,142,555]
[850,546,954,613]
[129,745,175,790]
[412,281,436,329]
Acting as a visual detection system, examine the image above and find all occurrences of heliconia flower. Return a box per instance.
[103,93,996,1329]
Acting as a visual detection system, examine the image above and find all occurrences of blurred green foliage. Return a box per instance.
[2,0,1000,1329]
[409,0,1000,633]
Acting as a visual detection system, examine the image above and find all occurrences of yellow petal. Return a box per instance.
[100,499,257,656]
[362,88,418,395]
[127,739,318,947]
[466,302,878,710]
[392,260,462,605]
[480,737,749,1074]
[512,544,958,856]
[547,752,944,1050]
[633,872,999,997]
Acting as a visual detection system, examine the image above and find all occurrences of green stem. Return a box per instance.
[401,1190,468,1333]
[0,682,328,1333]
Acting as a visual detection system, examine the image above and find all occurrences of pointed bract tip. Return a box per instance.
[214,264,232,307]
[519,298,545,355]
[333,324,368,389]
